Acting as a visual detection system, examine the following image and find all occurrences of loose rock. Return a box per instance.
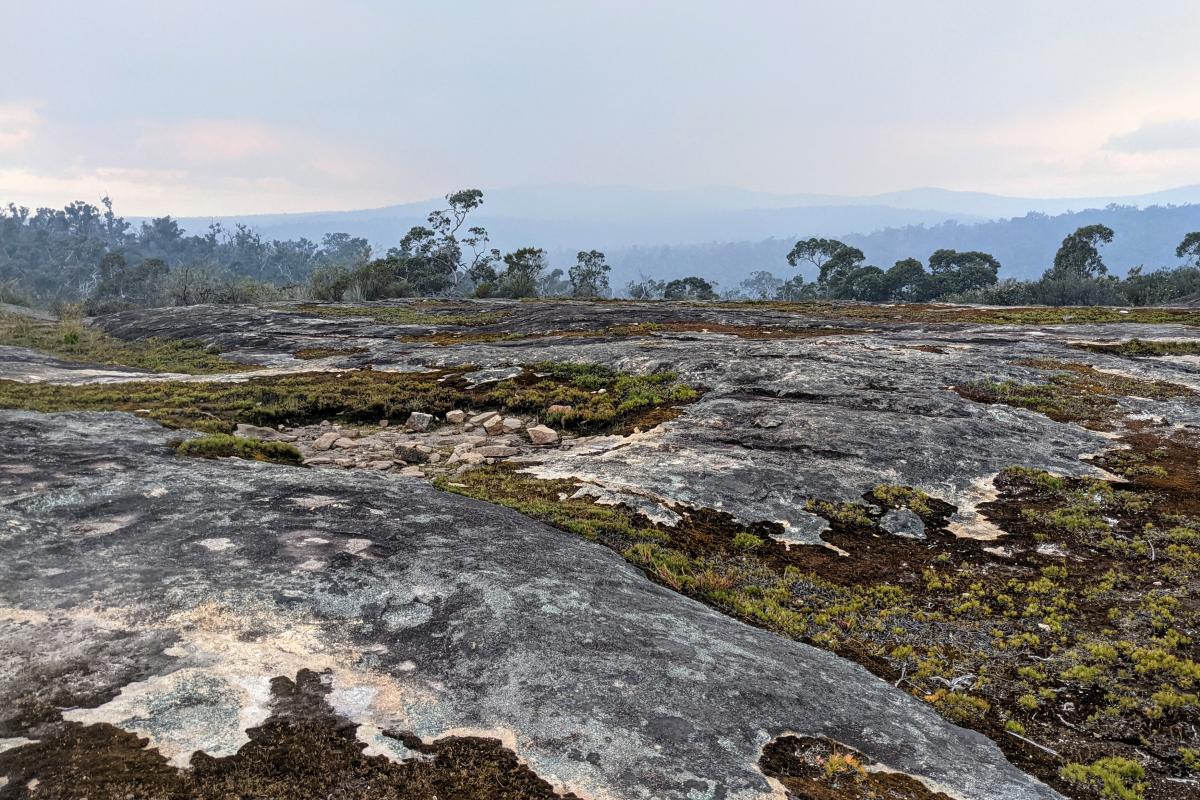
[526,424,560,445]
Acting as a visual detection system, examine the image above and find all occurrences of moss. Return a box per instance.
[292,346,368,360]
[293,303,509,327]
[1074,338,1200,357]
[803,498,876,528]
[713,301,1200,327]
[959,360,1195,430]
[0,364,698,435]
[175,434,303,465]
[1060,757,1147,800]
[0,309,249,374]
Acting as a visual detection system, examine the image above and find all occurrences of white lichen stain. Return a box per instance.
[196,537,235,552]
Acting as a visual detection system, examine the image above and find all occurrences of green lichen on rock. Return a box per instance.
[175,434,303,465]
[0,364,697,434]
[0,308,248,374]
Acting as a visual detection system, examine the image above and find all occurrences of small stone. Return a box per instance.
[399,466,424,477]
[405,412,434,431]
[461,452,486,465]
[469,411,499,425]
[413,444,434,454]
[446,410,466,424]
[394,446,429,464]
[334,458,355,467]
[312,432,340,451]
[303,457,333,466]
[378,419,389,428]
[428,452,443,464]
[547,404,572,415]
[880,508,925,539]
[476,445,519,458]
[501,416,523,432]
[464,423,476,431]
[333,437,357,449]
[367,460,395,470]
[235,423,291,441]
[482,416,505,435]
[526,424,560,445]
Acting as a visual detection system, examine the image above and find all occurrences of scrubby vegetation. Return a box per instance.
[0,363,697,435]
[175,434,303,464]
[439,427,1200,800]
[0,308,249,374]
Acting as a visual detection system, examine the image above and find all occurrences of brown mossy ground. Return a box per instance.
[441,432,1199,799]
[395,320,864,346]
[174,434,304,465]
[712,301,1200,327]
[293,303,511,327]
[0,669,578,800]
[293,345,369,359]
[957,359,1197,431]
[0,362,698,435]
[0,309,249,375]
[1072,339,1200,358]
[759,736,954,800]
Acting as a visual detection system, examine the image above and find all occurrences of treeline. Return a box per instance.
[709,225,1200,306]
[2,190,1199,311]
[0,192,613,311]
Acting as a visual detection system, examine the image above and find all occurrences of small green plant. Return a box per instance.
[731,532,763,551]
[1060,756,1147,800]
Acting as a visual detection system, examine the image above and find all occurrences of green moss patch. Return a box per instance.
[292,346,369,360]
[0,309,249,375]
[175,434,303,465]
[0,363,697,435]
[1073,338,1200,358]
[958,359,1196,430]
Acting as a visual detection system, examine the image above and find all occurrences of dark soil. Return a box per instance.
[0,669,578,800]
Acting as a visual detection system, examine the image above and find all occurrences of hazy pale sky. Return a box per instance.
[3,0,1200,215]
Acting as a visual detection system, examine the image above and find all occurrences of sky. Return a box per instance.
[3,0,1200,216]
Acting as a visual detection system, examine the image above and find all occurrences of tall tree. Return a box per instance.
[884,258,929,301]
[1050,224,1115,279]
[498,247,547,298]
[663,276,718,300]
[786,238,866,288]
[568,250,611,297]
[1176,232,1200,266]
[927,249,1001,295]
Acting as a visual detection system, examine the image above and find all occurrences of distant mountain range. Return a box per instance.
[170,184,1200,288]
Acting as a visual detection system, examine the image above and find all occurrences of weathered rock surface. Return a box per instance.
[0,410,1058,799]
[76,300,1200,540]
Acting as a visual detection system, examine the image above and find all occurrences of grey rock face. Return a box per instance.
[82,300,1200,541]
[0,410,1059,800]
[881,508,927,539]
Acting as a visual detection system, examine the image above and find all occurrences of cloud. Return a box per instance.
[1105,120,1200,153]
[0,104,40,153]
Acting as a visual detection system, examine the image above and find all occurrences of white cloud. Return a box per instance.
[0,104,40,153]
[1105,120,1200,153]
